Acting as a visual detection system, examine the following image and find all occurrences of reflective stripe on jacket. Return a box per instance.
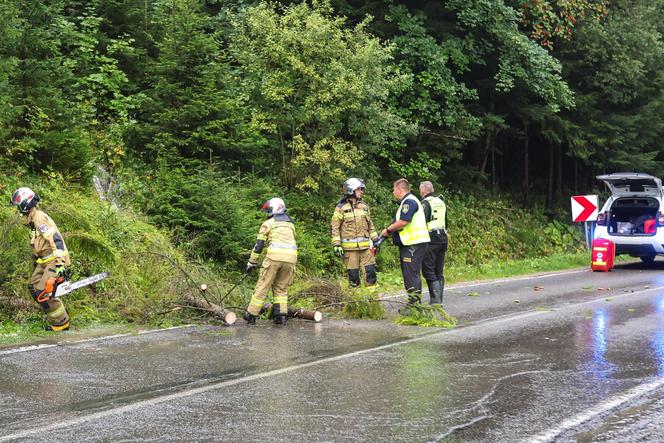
[250,214,297,264]
[331,198,378,251]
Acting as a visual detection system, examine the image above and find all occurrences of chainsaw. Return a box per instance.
[36,272,110,303]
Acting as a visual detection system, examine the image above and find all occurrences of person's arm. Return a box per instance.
[331,207,343,246]
[36,213,67,266]
[249,222,270,264]
[422,200,432,222]
[380,220,408,238]
[365,206,378,241]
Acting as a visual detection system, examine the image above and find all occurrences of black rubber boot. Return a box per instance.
[272,304,288,326]
[243,311,257,325]
[428,280,443,305]
[347,269,360,287]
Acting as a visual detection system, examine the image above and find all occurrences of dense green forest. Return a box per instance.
[1,0,662,328]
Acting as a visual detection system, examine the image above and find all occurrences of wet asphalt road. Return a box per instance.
[2,261,664,442]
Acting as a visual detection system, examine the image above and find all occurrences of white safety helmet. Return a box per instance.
[10,187,40,214]
[342,178,365,196]
[261,197,287,217]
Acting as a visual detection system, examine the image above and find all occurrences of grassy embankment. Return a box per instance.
[0,177,588,344]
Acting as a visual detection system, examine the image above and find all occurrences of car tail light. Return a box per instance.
[596,212,607,226]
[658,212,664,227]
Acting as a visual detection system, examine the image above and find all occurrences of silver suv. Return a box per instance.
[593,172,664,263]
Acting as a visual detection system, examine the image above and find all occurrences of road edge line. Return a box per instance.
[529,377,664,443]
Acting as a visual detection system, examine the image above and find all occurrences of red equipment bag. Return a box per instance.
[591,238,615,272]
[644,219,656,234]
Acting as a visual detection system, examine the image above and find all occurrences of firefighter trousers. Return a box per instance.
[29,263,69,330]
[342,249,376,286]
[247,257,295,316]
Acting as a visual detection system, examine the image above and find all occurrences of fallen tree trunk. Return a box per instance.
[182,293,237,325]
[262,303,322,322]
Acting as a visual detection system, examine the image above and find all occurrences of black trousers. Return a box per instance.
[399,243,428,296]
[422,242,448,285]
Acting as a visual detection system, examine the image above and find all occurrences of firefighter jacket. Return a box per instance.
[331,197,378,251]
[249,214,297,264]
[26,209,70,267]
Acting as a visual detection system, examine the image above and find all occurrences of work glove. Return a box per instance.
[246,262,257,272]
[333,246,345,258]
[373,237,385,255]
[54,265,66,278]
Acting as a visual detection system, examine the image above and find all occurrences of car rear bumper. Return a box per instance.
[594,226,664,256]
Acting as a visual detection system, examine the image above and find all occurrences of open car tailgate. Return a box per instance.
[597,172,663,197]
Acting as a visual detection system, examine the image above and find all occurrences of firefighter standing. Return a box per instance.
[331,178,379,287]
[419,181,448,305]
[10,187,70,331]
[379,178,430,310]
[244,198,297,326]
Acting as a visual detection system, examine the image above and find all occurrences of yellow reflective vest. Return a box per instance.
[395,195,430,246]
[423,195,447,232]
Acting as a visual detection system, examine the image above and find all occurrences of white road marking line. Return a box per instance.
[0,325,194,356]
[450,269,588,289]
[0,343,57,355]
[3,284,663,441]
[529,377,664,443]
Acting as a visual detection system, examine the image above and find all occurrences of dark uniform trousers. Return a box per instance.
[422,241,448,286]
[399,243,428,304]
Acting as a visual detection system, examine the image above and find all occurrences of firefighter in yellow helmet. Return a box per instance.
[10,187,70,331]
[331,178,379,287]
[244,197,297,326]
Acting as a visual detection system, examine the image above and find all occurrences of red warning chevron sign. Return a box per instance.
[571,195,599,222]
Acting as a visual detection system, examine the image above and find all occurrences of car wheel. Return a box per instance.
[640,255,656,264]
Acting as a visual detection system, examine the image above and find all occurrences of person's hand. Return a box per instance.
[380,229,390,238]
[246,262,257,272]
[373,237,384,255]
[333,246,344,258]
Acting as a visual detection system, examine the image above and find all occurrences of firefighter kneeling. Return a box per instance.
[11,187,70,331]
[244,198,297,326]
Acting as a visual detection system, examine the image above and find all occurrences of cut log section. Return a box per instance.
[182,293,237,325]
[262,303,322,322]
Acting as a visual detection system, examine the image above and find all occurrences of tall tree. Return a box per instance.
[228,0,414,192]
[126,0,264,169]
[555,0,664,174]
[1,0,94,179]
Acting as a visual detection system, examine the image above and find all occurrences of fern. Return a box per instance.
[396,304,458,328]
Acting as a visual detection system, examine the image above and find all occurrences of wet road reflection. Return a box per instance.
[2,267,664,442]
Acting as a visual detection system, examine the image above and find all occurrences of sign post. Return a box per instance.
[571,195,599,249]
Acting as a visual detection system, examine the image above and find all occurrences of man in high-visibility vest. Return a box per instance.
[419,181,448,305]
[10,187,70,331]
[244,197,297,326]
[380,178,430,310]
